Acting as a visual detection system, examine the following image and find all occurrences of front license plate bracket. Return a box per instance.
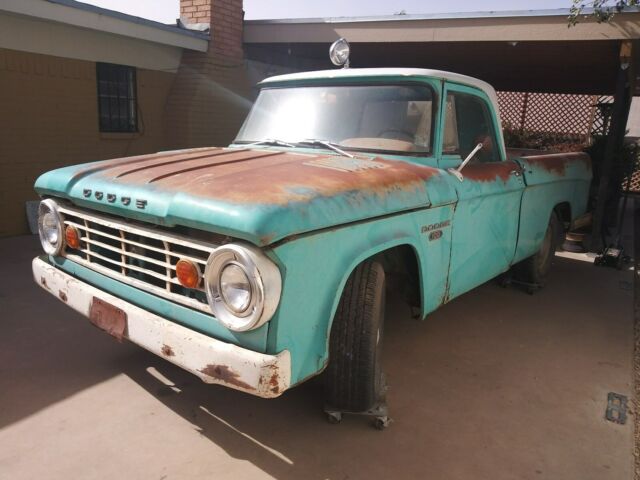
[89,297,127,342]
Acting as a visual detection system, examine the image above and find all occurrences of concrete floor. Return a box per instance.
[0,235,634,480]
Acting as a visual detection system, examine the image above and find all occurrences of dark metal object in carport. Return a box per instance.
[605,392,628,424]
[591,41,634,253]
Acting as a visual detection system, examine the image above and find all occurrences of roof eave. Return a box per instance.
[0,0,209,52]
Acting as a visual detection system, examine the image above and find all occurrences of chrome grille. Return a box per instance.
[58,205,217,313]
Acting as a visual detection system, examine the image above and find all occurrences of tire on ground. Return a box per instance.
[513,210,562,287]
[325,260,386,412]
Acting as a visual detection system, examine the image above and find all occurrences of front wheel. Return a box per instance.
[513,211,561,287]
[325,260,386,412]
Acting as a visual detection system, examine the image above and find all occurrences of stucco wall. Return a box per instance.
[0,48,175,236]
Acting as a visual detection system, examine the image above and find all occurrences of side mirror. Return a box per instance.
[447,143,484,182]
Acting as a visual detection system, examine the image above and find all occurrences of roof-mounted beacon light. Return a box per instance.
[329,38,350,68]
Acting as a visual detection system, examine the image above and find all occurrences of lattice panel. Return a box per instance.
[496,91,526,131]
[497,91,598,141]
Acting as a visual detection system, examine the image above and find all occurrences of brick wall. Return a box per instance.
[164,0,252,149]
[181,0,212,24]
[0,48,175,236]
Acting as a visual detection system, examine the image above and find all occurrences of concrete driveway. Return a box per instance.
[0,235,634,480]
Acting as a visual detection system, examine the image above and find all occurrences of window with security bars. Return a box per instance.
[96,63,138,133]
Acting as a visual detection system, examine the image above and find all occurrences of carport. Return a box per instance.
[244,9,640,250]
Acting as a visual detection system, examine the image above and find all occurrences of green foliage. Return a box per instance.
[568,0,639,26]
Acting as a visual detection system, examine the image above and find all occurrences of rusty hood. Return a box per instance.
[35,147,451,246]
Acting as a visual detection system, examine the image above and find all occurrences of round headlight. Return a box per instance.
[204,244,282,332]
[38,199,64,255]
[220,262,252,314]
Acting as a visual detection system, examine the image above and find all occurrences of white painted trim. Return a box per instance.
[33,257,291,398]
[262,68,494,96]
[1,0,208,52]
[0,12,184,72]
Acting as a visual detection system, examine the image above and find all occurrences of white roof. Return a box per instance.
[261,68,497,101]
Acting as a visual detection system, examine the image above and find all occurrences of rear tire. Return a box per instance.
[513,211,561,287]
[325,260,386,412]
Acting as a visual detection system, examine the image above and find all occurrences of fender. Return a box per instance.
[267,203,455,386]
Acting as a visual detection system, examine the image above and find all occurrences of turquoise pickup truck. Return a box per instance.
[33,66,591,427]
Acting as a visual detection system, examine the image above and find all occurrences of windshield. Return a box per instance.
[235,84,434,155]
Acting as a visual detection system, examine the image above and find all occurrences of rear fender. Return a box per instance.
[514,153,591,263]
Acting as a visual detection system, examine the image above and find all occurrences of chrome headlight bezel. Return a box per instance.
[37,199,64,256]
[204,244,282,332]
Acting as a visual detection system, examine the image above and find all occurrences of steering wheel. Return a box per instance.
[377,128,414,142]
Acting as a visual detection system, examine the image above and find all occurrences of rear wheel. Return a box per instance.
[325,260,386,412]
[513,211,561,287]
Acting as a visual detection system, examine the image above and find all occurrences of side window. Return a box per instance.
[442,91,499,163]
[443,94,459,155]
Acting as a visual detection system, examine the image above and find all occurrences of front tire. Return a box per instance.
[513,211,561,287]
[325,260,386,412]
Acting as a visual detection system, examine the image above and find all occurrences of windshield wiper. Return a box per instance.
[298,139,354,158]
[241,138,295,148]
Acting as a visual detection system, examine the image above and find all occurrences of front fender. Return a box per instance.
[266,204,454,386]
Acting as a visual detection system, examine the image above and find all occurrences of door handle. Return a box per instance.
[510,169,522,177]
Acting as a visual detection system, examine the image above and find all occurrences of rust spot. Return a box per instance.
[268,371,280,395]
[40,277,49,290]
[199,364,254,391]
[91,148,440,207]
[67,147,223,184]
[161,344,175,357]
[522,152,591,176]
[58,291,67,302]
[260,233,276,245]
[461,161,517,183]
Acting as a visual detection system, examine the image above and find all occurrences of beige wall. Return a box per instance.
[0,48,175,236]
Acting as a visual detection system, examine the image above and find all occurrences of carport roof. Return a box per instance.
[246,7,638,24]
[244,8,640,95]
[244,7,640,43]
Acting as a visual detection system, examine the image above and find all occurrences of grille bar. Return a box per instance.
[79,235,175,270]
[76,247,180,285]
[58,205,218,314]
[58,206,214,252]
[64,219,209,265]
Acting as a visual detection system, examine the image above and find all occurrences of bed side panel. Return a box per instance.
[514,153,591,263]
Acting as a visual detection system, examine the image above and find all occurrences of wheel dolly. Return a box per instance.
[324,375,392,430]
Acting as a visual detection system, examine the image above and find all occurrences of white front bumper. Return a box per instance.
[32,257,291,398]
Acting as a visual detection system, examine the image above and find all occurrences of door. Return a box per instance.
[440,83,525,300]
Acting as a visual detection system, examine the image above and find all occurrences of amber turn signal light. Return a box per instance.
[176,259,201,289]
[65,225,81,249]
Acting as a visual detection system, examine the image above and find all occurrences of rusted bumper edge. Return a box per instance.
[32,257,291,398]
